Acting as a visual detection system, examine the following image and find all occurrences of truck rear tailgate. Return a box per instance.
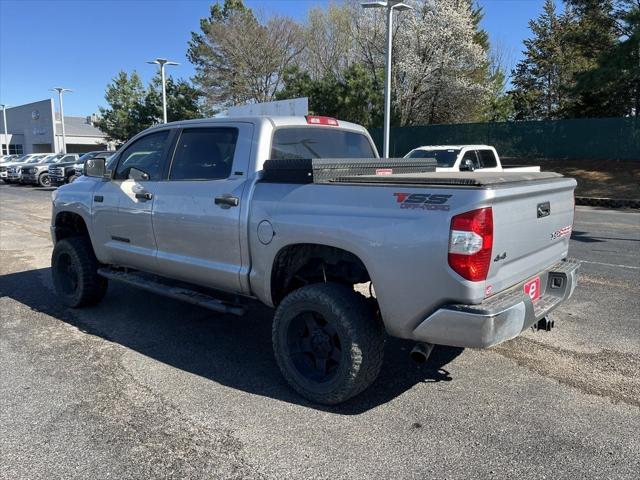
[487,177,576,295]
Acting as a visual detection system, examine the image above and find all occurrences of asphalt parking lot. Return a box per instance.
[1,182,639,479]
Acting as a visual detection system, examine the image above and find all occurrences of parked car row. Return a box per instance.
[0,151,114,187]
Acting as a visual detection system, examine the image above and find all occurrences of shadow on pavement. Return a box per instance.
[0,267,463,415]
[571,230,605,243]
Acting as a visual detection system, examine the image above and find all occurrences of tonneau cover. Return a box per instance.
[329,171,564,187]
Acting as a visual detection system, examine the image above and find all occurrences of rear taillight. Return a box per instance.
[305,115,339,126]
[448,207,493,281]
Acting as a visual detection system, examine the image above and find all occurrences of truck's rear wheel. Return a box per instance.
[272,283,385,405]
[51,237,107,308]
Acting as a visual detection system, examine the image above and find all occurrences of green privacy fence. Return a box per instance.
[369,117,640,160]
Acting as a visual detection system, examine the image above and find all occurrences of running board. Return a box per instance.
[97,268,246,316]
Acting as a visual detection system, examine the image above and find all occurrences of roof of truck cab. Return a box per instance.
[410,145,494,150]
[147,116,369,134]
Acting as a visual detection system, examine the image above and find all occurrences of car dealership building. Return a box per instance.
[1,99,110,155]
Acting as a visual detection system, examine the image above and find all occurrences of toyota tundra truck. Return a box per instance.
[50,116,579,405]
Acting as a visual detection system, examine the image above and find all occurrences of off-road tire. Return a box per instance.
[51,237,107,308]
[38,173,51,187]
[272,283,385,405]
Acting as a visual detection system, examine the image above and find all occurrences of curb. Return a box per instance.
[576,196,640,209]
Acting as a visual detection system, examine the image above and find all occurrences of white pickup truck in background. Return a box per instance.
[404,145,540,173]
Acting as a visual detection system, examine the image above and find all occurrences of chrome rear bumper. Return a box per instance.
[412,259,580,348]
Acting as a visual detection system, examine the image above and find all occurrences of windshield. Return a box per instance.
[78,151,100,163]
[405,148,460,167]
[27,156,47,164]
[40,154,63,163]
[270,127,376,160]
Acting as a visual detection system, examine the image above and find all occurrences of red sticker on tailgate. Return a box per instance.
[376,168,393,175]
[524,277,541,302]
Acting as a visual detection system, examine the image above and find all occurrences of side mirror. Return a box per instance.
[84,157,107,178]
[460,159,475,172]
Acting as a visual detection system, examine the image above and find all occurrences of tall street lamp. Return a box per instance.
[361,1,412,158]
[0,104,8,155]
[147,58,179,123]
[51,87,72,154]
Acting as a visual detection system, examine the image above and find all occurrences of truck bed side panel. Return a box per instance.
[248,182,492,339]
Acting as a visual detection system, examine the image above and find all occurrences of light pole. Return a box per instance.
[0,104,8,155]
[147,58,179,123]
[361,1,412,158]
[51,87,72,154]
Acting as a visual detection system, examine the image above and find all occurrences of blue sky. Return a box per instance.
[0,0,548,116]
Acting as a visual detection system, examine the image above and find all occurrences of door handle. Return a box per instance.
[214,195,239,208]
[135,192,153,200]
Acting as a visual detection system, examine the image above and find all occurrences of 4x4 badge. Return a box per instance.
[493,252,507,262]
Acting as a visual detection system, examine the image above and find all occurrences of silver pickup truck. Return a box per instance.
[50,116,579,405]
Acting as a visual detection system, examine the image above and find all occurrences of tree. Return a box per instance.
[509,0,578,119]
[96,72,202,145]
[565,0,639,116]
[277,64,383,128]
[302,3,356,81]
[95,71,147,144]
[187,0,304,111]
[393,0,490,125]
[481,54,516,121]
[140,74,202,124]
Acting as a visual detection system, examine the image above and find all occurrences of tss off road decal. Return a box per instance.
[393,193,453,211]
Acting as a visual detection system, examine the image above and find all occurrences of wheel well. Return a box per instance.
[271,244,372,305]
[54,212,89,242]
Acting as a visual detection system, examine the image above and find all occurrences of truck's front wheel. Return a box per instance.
[38,173,51,187]
[272,283,385,405]
[51,237,107,308]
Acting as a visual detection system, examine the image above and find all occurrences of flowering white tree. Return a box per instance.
[349,0,490,125]
[395,0,489,124]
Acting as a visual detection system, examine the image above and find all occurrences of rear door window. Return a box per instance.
[169,127,238,181]
[271,127,375,159]
[477,149,498,168]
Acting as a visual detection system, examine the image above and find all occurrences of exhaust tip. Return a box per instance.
[410,342,434,364]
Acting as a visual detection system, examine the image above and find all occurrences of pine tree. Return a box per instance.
[96,72,202,145]
[565,0,639,116]
[96,71,147,144]
[510,0,575,120]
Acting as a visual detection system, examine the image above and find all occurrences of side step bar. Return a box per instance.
[97,268,246,316]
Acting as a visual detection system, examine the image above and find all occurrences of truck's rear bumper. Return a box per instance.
[412,259,579,348]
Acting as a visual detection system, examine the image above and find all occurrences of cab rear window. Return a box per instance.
[271,127,376,159]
